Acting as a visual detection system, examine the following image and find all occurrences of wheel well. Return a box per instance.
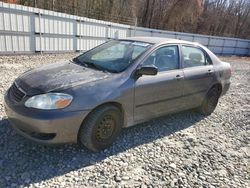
[84,102,125,125]
[94,102,123,114]
[77,102,125,143]
[211,83,222,95]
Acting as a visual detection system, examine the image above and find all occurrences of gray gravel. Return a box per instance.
[0,54,249,188]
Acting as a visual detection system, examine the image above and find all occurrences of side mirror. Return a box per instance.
[136,65,158,77]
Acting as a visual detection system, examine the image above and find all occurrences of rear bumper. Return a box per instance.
[4,97,89,144]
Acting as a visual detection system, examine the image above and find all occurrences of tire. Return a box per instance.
[199,87,220,116]
[78,105,123,152]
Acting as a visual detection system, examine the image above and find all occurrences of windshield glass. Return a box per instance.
[73,40,152,73]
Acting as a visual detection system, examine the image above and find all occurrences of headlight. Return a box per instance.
[25,93,73,110]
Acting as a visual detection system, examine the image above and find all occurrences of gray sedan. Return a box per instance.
[4,37,231,151]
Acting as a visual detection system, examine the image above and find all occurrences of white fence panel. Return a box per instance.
[237,41,249,48]
[0,35,5,51]
[224,39,236,47]
[176,34,193,41]
[152,32,176,39]
[78,23,106,37]
[135,29,152,37]
[223,47,235,54]
[194,37,209,46]
[235,48,248,55]
[109,26,128,38]
[209,38,224,46]
[208,46,222,54]
[77,38,106,51]
[152,32,167,38]
[0,12,3,30]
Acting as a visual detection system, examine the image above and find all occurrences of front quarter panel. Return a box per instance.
[63,73,135,127]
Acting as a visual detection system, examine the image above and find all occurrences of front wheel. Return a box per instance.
[78,105,123,152]
[199,87,220,116]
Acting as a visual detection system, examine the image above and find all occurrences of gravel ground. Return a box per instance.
[0,54,249,188]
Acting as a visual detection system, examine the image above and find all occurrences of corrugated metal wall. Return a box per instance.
[0,2,250,56]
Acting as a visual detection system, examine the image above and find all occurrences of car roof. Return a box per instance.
[121,36,198,46]
[120,37,221,65]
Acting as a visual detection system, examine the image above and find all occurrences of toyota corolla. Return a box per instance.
[4,37,231,151]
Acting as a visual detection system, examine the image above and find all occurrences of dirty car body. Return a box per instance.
[4,37,231,147]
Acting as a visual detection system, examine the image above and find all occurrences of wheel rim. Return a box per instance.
[96,115,115,142]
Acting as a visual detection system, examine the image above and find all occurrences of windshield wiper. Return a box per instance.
[84,61,107,71]
[72,57,85,65]
[74,58,108,72]
[72,57,112,73]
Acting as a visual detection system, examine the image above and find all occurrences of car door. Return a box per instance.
[181,45,216,108]
[134,45,185,122]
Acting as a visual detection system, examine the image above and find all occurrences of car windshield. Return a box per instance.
[73,40,152,73]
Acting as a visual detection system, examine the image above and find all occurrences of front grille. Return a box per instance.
[9,83,26,102]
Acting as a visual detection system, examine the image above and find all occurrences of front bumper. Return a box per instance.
[4,97,89,144]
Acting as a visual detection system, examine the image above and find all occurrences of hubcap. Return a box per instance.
[96,115,115,142]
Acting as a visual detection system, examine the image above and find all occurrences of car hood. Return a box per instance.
[15,61,111,95]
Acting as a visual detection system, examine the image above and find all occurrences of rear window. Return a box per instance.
[182,45,211,68]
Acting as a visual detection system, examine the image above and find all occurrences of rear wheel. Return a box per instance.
[78,105,122,152]
[199,87,220,115]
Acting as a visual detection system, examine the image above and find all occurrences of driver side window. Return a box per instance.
[142,45,179,72]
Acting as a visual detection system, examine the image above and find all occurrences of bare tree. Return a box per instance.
[10,0,250,39]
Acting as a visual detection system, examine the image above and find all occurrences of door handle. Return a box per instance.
[207,69,214,74]
[176,74,184,80]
